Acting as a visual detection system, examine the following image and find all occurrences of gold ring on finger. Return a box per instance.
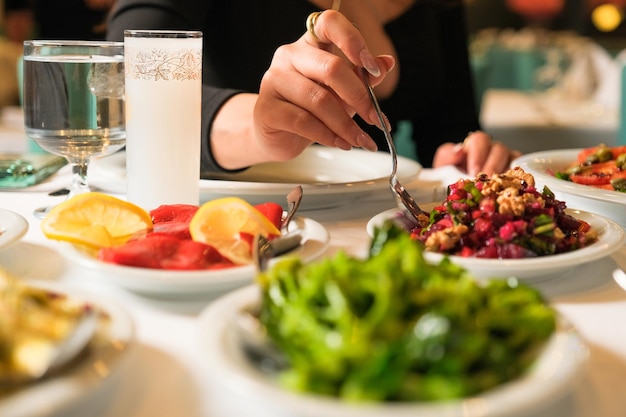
[306,11,323,43]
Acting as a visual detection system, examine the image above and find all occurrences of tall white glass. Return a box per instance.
[23,40,125,218]
[124,30,202,210]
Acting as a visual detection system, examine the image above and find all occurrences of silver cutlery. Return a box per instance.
[253,233,303,272]
[361,68,429,226]
[236,230,302,373]
[281,185,303,232]
[235,186,305,372]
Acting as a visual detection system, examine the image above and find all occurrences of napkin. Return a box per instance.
[590,43,621,110]
[556,37,620,110]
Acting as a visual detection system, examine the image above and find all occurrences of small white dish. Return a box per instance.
[89,147,422,210]
[0,209,28,250]
[512,150,626,227]
[59,216,329,296]
[0,281,134,417]
[196,285,588,417]
[367,207,626,281]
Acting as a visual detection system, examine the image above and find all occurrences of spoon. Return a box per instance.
[360,68,429,227]
[0,308,98,387]
[281,185,303,232]
[236,301,290,373]
[235,186,305,372]
[236,233,303,373]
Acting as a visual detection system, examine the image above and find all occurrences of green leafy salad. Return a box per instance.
[256,222,557,402]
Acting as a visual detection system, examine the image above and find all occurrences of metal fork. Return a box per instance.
[360,68,429,226]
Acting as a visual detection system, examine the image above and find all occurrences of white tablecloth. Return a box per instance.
[2,111,626,417]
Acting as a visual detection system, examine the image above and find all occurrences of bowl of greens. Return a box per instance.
[197,228,588,417]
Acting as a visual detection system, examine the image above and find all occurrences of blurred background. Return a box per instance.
[0,0,114,109]
[1,0,626,151]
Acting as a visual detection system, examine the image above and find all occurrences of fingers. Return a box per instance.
[255,9,397,155]
[256,63,377,154]
[302,9,398,128]
[432,142,466,169]
[463,132,521,176]
[256,45,377,151]
[305,10,381,77]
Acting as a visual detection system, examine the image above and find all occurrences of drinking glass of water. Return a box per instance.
[22,40,125,218]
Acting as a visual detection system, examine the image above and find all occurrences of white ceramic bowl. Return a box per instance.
[512,149,626,228]
[0,209,28,250]
[58,216,329,297]
[367,207,626,282]
[90,147,422,210]
[196,285,588,417]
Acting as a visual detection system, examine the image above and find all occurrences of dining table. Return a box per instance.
[1,106,626,417]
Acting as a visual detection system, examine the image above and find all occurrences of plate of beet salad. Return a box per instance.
[368,167,625,281]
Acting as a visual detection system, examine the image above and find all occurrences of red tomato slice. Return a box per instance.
[610,146,626,159]
[576,145,626,164]
[570,173,612,186]
[577,147,598,164]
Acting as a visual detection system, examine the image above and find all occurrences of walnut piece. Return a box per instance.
[480,167,535,197]
[425,224,469,251]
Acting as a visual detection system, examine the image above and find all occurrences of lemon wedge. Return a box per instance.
[189,197,281,264]
[41,192,153,249]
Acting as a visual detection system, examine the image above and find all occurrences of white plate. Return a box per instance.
[59,216,330,296]
[196,285,588,417]
[512,150,626,227]
[367,207,626,281]
[0,209,28,250]
[89,147,422,210]
[0,282,134,417]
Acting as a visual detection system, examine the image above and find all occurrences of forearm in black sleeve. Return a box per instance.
[106,0,208,41]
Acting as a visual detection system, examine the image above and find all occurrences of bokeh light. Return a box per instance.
[591,3,624,32]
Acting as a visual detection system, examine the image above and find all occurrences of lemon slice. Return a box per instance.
[41,193,153,249]
[189,197,281,265]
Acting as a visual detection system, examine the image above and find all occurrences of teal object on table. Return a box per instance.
[472,45,547,110]
[0,153,67,188]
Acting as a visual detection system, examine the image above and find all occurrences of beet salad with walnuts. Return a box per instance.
[408,167,598,259]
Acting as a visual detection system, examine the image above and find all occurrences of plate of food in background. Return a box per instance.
[512,146,626,228]
[0,271,134,417]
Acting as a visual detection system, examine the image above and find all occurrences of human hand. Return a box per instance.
[252,9,395,162]
[432,131,522,176]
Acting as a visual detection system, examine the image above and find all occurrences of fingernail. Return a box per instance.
[379,54,396,72]
[360,50,380,77]
[357,132,378,152]
[333,136,353,150]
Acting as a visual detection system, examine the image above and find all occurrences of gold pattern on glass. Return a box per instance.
[127,48,202,81]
